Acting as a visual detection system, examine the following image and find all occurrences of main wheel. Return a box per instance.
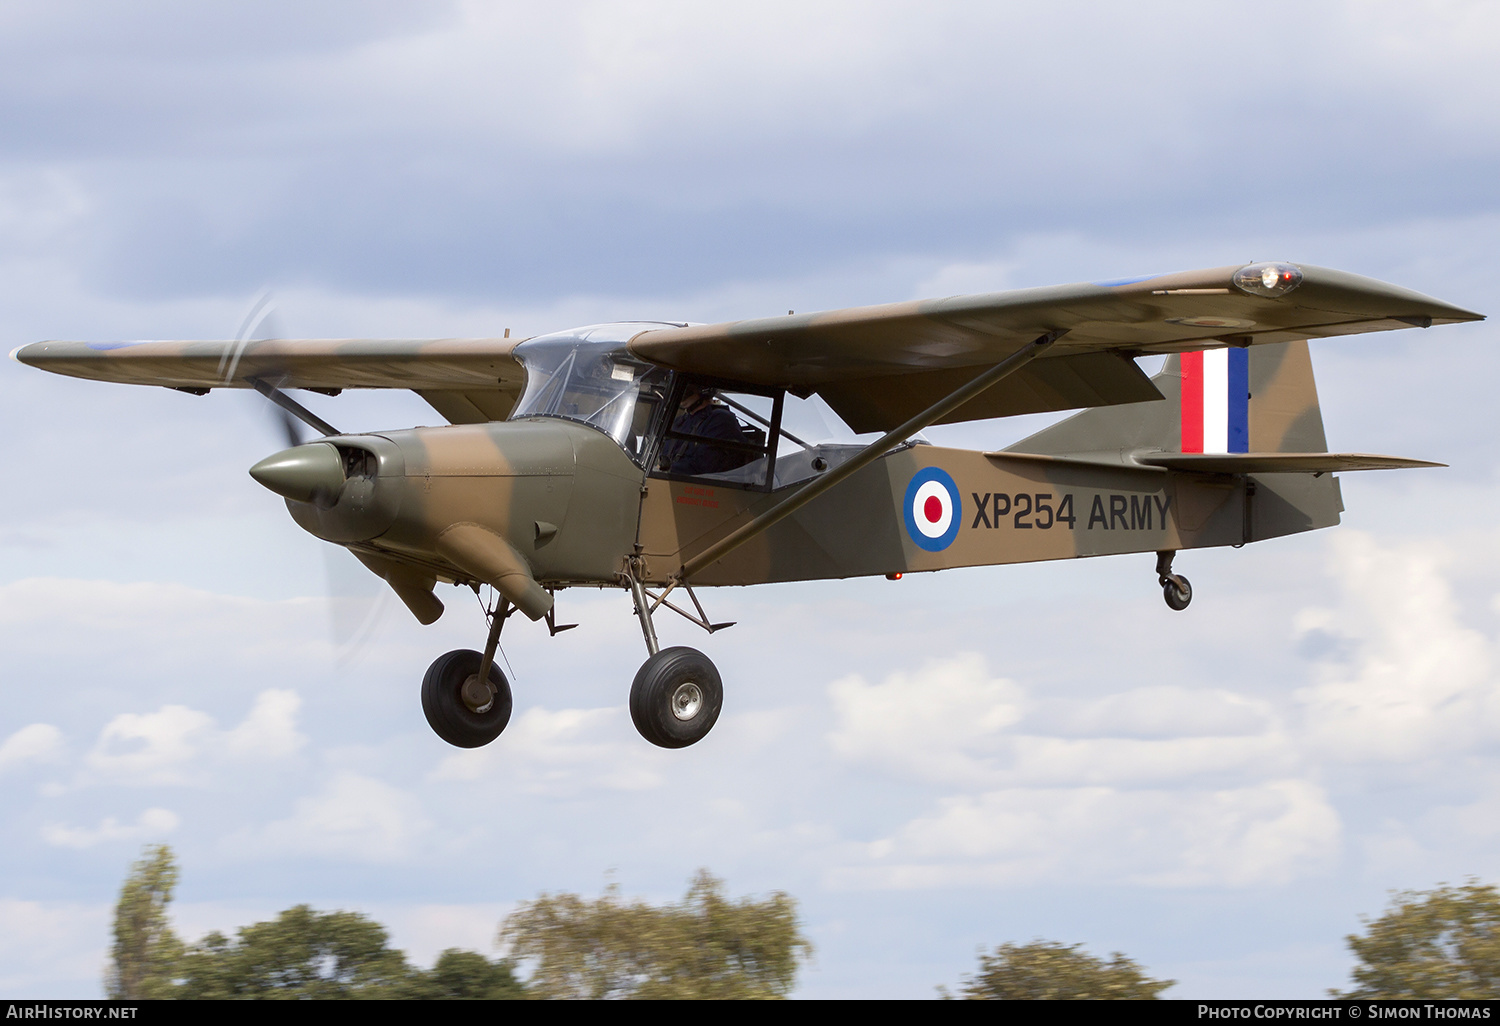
[422,649,513,748]
[629,647,723,749]
[1162,574,1193,611]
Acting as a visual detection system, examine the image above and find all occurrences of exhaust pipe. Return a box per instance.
[435,523,554,621]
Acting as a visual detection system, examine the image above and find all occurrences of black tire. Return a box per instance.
[421,649,513,748]
[629,647,723,749]
[1163,575,1193,611]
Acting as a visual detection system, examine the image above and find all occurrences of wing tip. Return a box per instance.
[9,341,50,366]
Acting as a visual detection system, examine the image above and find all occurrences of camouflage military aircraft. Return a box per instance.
[14,262,1482,750]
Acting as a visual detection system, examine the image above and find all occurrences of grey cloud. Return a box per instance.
[0,2,1492,302]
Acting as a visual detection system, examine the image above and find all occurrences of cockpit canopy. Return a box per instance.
[511,321,865,488]
[510,322,679,466]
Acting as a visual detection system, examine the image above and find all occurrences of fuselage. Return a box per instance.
[251,327,1342,610]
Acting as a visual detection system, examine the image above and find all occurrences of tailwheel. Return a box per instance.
[630,646,723,749]
[1162,575,1192,611]
[422,649,513,748]
[1155,549,1192,611]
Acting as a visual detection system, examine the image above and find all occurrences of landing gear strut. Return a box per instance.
[421,593,515,748]
[1155,550,1192,611]
[419,567,727,750]
[625,565,724,749]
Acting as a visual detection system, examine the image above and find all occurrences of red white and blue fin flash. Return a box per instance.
[1180,348,1249,453]
[904,467,961,551]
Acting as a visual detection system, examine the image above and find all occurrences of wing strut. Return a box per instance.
[249,377,341,438]
[672,330,1065,585]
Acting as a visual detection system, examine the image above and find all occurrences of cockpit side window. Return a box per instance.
[649,378,788,491]
[508,323,856,487]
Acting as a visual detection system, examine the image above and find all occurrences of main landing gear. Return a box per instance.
[630,647,723,749]
[624,565,729,749]
[421,649,513,748]
[1155,550,1192,611]
[420,570,728,750]
[421,595,517,748]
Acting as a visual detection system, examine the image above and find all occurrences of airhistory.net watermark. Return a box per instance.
[5,1007,137,1019]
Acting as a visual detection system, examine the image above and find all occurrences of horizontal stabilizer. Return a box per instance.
[983,450,1161,471]
[1136,452,1444,474]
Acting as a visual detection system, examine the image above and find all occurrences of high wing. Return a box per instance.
[12,336,527,425]
[627,263,1483,432]
[14,264,1483,432]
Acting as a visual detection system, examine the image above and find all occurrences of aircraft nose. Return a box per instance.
[249,442,345,504]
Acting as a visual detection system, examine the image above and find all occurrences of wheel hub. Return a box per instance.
[670,681,703,721]
[461,674,495,714]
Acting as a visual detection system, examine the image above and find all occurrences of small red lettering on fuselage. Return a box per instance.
[676,485,720,508]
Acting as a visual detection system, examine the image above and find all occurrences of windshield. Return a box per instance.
[511,323,678,465]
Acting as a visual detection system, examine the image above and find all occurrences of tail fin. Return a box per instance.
[1007,340,1328,461]
[1002,340,1451,544]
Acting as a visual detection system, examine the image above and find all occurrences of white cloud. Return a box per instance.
[0,899,109,996]
[820,529,1500,892]
[0,723,63,771]
[844,780,1340,890]
[223,690,306,760]
[379,903,513,967]
[1296,532,1500,763]
[41,807,179,849]
[0,170,93,251]
[0,580,330,670]
[250,772,430,863]
[913,260,1023,299]
[79,689,307,787]
[340,1,1500,162]
[827,653,1023,786]
[431,705,666,794]
[1330,0,1500,133]
[1039,687,1278,740]
[825,648,1331,887]
[1357,819,1431,880]
[1004,734,1297,789]
[828,656,1294,790]
[85,706,214,786]
[353,2,960,152]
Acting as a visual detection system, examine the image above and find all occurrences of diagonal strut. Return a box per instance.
[673,330,1066,583]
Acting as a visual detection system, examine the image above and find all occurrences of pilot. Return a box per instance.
[660,388,745,476]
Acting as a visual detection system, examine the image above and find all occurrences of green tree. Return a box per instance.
[175,905,415,999]
[103,850,525,999]
[1334,880,1500,999]
[408,949,527,999]
[105,844,183,999]
[499,870,812,999]
[949,940,1174,1000]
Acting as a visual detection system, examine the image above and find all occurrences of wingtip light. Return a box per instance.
[1232,262,1303,297]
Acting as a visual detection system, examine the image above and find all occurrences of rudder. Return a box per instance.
[1007,340,1328,460]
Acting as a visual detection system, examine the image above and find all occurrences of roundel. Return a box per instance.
[903,467,961,552]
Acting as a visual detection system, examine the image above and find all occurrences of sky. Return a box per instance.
[0,0,1498,998]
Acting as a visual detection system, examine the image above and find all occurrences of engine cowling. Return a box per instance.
[249,419,644,621]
